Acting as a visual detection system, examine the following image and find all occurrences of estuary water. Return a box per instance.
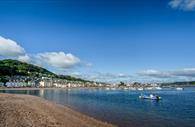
[1,87,195,127]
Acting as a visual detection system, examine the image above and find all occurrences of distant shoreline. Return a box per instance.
[0,87,64,90]
[0,85,194,91]
[0,87,100,91]
[0,93,115,127]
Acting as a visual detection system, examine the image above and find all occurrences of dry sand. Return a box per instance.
[0,93,115,127]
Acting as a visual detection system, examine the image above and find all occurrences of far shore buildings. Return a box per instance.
[3,76,96,88]
[1,75,161,88]
[3,76,39,88]
[5,80,37,88]
[39,77,84,88]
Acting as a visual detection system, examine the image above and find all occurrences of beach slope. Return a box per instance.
[0,93,115,127]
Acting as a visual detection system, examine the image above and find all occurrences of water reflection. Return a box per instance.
[39,89,44,97]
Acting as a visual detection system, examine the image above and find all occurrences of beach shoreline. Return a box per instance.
[0,87,105,91]
[0,86,192,91]
[0,93,115,127]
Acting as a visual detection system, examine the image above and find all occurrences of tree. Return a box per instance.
[118,82,126,87]
[0,76,8,86]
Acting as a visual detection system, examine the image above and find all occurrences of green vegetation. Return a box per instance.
[161,81,195,87]
[0,76,8,85]
[0,59,89,83]
[0,59,55,77]
[118,82,126,87]
[57,75,90,83]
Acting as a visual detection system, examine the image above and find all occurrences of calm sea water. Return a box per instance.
[1,88,195,127]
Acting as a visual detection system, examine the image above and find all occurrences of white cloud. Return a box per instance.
[0,35,86,73]
[18,54,31,63]
[72,71,133,83]
[169,0,195,11]
[172,68,195,77]
[138,68,195,80]
[0,36,25,57]
[138,69,172,78]
[36,52,80,68]
[65,68,195,83]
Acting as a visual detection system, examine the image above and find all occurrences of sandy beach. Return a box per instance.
[0,93,115,127]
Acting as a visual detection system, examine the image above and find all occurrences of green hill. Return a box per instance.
[0,59,55,77]
[161,81,195,87]
[0,59,88,83]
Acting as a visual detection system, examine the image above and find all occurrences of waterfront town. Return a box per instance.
[0,75,161,89]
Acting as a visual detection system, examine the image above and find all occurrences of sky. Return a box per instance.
[0,0,195,83]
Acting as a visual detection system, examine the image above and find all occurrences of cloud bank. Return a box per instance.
[69,71,133,83]
[0,36,81,69]
[169,0,195,11]
[0,36,25,57]
[172,68,195,77]
[138,68,195,79]
[36,52,80,68]
[138,69,172,78]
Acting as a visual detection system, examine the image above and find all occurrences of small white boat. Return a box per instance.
[105,87,110,90]
[123,87,129,90]
[110,88,116,90]
[137,88,144,91]
[139,94,162,100]
[176,87,184,91]
[129,87,136,90]
[146,87,153,90]
[155,87,162,90]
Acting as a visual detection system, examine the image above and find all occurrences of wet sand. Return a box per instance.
[0,93,115,127]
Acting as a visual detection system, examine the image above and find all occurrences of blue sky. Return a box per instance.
[0,0,195,83]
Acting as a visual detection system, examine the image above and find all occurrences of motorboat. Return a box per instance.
[129,87,136,90]
[110,88,116,90]
[105,87,110,90]
[176,87,184,91]
[139,94,162,100]
[155,87,162,90]
[137,87,144,91]
[123,87,129,90]
[146,87,153,90]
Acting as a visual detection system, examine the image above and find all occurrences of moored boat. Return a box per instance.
[155,87,162,90]
[176,87,184,91]
[105,87,110,90]
[137,88,144,91]
[123,87,129,90]
[139,94,162,100]
[110,88,116,90]
[129,87,136,90]
[146,87,153,90]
